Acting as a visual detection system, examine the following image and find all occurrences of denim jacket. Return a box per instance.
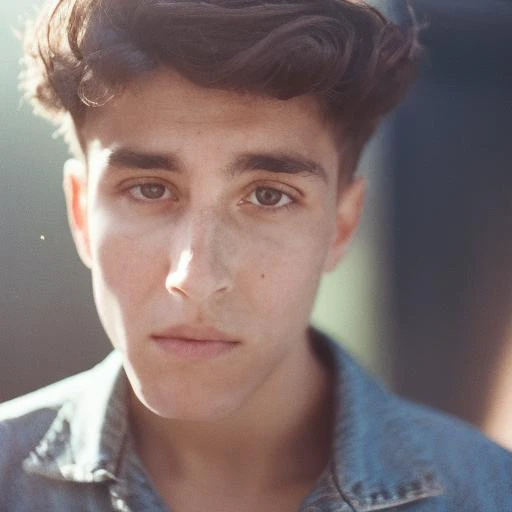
[1,330,511,511]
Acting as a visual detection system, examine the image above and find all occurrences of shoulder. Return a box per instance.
[0,369,90,472]
[0,362,102,442]
[326,331,512,475]
[0,354,118,476]
[317,331,512,510]
[399,395,512,471]
[383,390,512,508]
[0,354,122,510]
[0,373,85,509]
[0,369,92,422]
[0,351,120,424]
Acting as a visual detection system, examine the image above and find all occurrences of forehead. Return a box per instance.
[81,70,341,172]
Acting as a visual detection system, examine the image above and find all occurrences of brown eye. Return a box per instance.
[250,187,292,208]
[255,187,282,206]
[139,184,167,199]
[129,183,172,201]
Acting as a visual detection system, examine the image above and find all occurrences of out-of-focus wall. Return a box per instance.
[0,2,111,402]
[312,126,396,382]
[391,0,512,428]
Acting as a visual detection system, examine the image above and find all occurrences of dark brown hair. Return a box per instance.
[21,0,421,171]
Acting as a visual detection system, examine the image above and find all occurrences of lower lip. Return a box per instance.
[152,337,238,359]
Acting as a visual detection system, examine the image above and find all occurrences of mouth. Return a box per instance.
[151,325,240,359]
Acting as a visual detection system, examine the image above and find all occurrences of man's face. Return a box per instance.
[65,70,364,421]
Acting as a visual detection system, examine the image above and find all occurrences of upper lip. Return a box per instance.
[152,324,239,343]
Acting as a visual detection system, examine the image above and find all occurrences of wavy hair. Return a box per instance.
[21,0,421,170]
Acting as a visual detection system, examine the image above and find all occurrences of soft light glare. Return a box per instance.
[165,249,193,290]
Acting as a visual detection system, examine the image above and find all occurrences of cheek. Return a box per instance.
[242,220,332,323]
[88,216,167,339]
[89,206,164,290]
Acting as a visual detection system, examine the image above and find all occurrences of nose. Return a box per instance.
[165,210,234,302]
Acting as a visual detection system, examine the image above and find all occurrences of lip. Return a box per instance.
[151,325,239,359]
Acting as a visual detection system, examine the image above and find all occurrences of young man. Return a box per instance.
[0,0,510,511]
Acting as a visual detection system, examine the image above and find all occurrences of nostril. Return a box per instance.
[164,241,233,300]
[167,285,189,300]
[215,284,230,295]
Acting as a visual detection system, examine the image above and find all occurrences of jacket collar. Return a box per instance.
[302,329,444,511]
[23,351,128,484]
[24,332,444,511]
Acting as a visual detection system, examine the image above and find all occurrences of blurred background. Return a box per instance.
[1,1,511,448]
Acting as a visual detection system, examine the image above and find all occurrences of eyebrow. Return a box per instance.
[231,153,328,182]
[107,149,181,172]
[106,148,328,182]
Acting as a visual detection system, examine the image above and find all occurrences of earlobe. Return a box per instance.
[323,177,367,272]
[63,159,92,268]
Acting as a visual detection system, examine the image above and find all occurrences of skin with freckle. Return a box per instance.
[66,70,364,421]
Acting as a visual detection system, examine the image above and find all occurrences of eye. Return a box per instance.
[247,187,293,208]
[129,183,174,201]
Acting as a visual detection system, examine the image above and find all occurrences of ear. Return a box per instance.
[63,158,92,269]
[323,177,367,272]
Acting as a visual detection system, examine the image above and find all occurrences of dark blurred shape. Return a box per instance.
[391,0,512,426]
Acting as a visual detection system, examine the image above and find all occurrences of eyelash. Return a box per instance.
[242,186,297,211]
[127,182,175,202]
[122,180,299,211]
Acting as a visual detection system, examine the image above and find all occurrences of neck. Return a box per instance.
[129,331,335,493]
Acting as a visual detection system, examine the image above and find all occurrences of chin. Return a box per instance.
[131,380,247,423]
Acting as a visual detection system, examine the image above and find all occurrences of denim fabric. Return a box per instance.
[1,330,511,511]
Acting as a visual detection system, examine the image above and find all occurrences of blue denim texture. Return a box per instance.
[1,330,511,511]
